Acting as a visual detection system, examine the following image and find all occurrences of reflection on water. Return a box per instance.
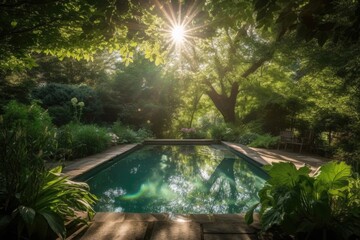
[86,145,267,214]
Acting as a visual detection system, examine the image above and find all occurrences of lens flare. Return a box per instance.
[171,25,185,43]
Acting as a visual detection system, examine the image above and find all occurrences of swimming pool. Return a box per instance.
[80,144,267,214]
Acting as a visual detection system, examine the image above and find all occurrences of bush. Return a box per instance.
[32,83,103,125]
[57,123,112,160]
[0,101,96,239]
[335,148,360,173]
[179,127,207,139]
[0,100,56,160]
[248,134,279,149]
[0,166,97,239]
[209,124,243,141]
[246,161,360,240]
[112,121,153,143]
[237,133,260,145]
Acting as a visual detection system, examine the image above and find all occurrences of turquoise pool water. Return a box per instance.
[84,144,267,214]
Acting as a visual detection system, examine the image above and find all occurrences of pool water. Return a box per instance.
[85,144,267,214]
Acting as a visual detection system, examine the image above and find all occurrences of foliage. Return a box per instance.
[246,162,360,240]
[0,100,56,158]
[237,133,260,145]
[57,123,112,160]
[0,74,36,109]
[96,55,179,136]
[209,123,243,142]
[32,83,103,125]
[251,0,360,46]
[0,102,54,209]
[112,121,153,144]
[179,127,207,139]
[335,148,360,174]
[0,166,97,239]
[0,101,96,239]
[248,134,279,149]
[0,0,164,71]
[71,97,85,123]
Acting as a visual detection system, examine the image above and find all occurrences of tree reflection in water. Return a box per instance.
[86,145,267,213]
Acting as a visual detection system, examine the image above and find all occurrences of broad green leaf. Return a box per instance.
[39,210,66,239]
[261,207,283,231]
[265,162,311,187]
[315,161,352,190]
[18,206,36,226]
[245,203,259,224]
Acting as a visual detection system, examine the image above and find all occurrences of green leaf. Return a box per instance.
[315,161,352,190]
[18,206,36,227]
[245,203,259,224]
[265,162,311,187]
[49,166,63,174]
[39,210,66,239]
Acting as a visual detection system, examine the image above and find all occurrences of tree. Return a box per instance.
[96,55,180,136]
[178,27,274,124]
[0,0,165,72]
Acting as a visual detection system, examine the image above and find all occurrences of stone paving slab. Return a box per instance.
[203,222,257,234]
[81,221,148,240]
[204,233,258,240]
[149,222,201,240]
[93,212,125,222]
[213,214,245,222]
[125,213,169,222]
[222,142,326,174]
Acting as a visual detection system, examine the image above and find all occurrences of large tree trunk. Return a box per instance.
[206,82,239,124]
[206,56,271,124]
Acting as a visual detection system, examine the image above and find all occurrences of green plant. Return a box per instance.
[0,166,97,239]
[248,134,279,149]
[31,83,103,125]
[246,161,360,240]
[71,97,85,123]
[57,123,112,160]
[209,124,243,141]
[0,101,97,239]
[112,121,153,143]
[237,133,260,145]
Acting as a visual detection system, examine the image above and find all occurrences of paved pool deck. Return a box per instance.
[62,141,328,240]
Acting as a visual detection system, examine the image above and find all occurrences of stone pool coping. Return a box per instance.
[62,140,326,239]
[62,140,267,179]
[63,144,138,179]
[80,212,260,240]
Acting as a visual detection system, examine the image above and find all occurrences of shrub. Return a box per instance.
[32,83,103,125]
[57,123,112,160]
[248,134,279,149]
[246,161,360,240]
[237,133,260,145]
[0,100,56,160]
[209,124,243,141]
[0,166,97,239]
[0,101,96,239]
[112,121,153,143]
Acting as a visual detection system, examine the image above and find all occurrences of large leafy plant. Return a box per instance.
[0,101,97,239]
[246,161,360,240]
[0,167,97,239]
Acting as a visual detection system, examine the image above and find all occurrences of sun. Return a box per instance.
[155,0,204,52]
[171,25,185,43]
